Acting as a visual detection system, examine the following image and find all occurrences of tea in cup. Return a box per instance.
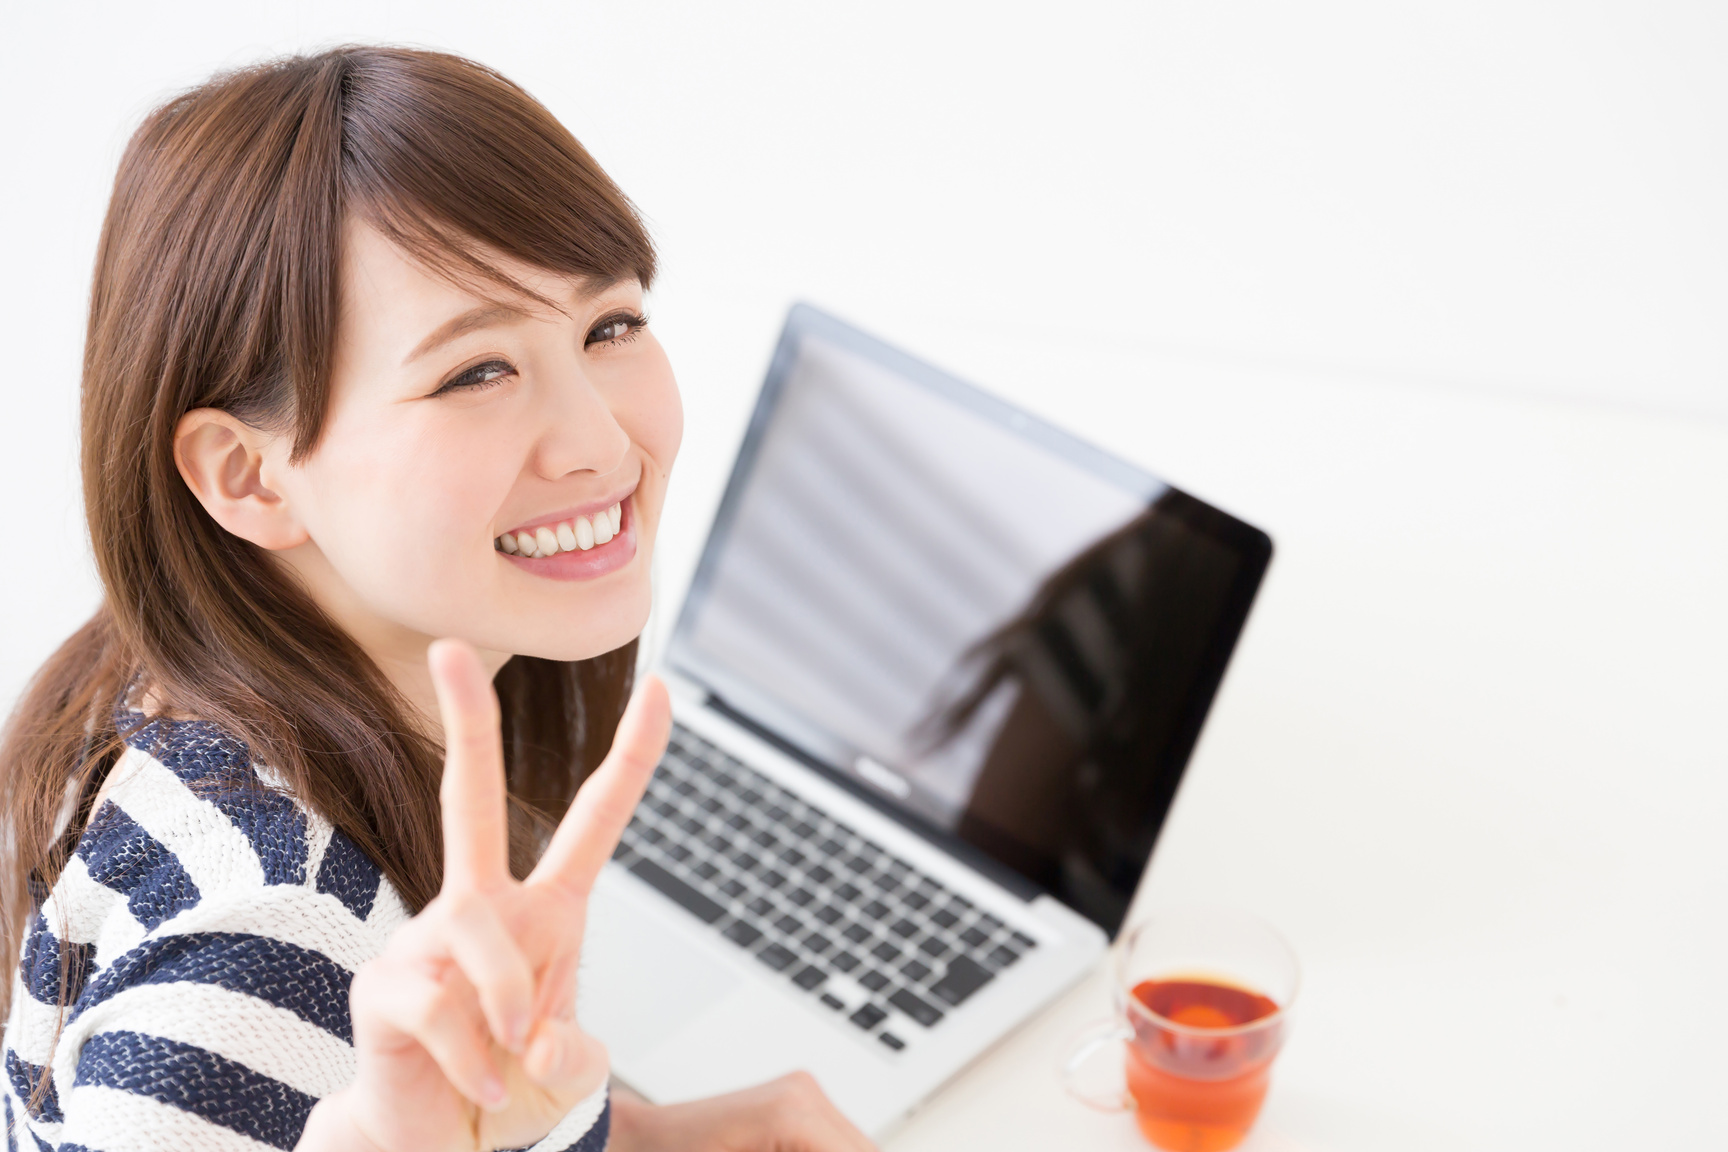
[1063,910,1298,1151]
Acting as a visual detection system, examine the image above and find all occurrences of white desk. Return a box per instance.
[658,332,1728,1151]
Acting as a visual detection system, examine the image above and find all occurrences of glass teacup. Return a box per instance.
[1063,909,1299,1151]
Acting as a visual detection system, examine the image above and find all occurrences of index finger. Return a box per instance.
[429,638,510,891]
[530,674,670,895]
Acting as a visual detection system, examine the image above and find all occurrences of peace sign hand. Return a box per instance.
[302,639,669,1152]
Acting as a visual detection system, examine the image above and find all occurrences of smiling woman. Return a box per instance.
[0,44,870,1152]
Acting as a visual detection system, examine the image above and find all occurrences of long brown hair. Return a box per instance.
[0,46,657,1017]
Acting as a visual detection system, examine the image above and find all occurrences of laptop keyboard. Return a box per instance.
[612,723,1039,1054]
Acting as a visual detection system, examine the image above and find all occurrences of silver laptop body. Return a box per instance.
[579,304,1272,1138]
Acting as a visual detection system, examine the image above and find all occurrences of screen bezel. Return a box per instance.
[664,303,1274,938]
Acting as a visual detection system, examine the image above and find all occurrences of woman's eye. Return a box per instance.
[586,312,646,347]
[436,359,514,394]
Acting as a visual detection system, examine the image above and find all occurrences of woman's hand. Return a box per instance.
[301,639,670,1152]
[609,1076,878,1152]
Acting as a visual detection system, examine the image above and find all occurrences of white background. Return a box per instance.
[2,3,1724,1148]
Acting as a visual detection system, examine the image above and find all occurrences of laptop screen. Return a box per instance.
[668,305,1271,935]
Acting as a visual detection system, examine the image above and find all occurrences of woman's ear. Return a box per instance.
[173,409,309,551]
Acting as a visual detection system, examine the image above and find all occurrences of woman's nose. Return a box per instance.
[530,365,631,481]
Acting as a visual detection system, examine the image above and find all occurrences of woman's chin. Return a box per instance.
[505,603,650,664]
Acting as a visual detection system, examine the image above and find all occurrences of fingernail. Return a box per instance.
[527,1031,559,1077]
[506,1015,530,1053]
[482,1075,509,1111]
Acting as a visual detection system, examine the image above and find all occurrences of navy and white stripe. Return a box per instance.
[3,714,609,1151]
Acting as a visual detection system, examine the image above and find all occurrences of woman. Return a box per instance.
[0,46,873,1152]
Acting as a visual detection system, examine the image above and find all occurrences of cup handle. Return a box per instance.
[1061,1019,1136,1112]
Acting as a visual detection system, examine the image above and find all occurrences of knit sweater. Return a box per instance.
[2,713,609,1152]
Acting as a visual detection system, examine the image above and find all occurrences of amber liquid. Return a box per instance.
[1125,978,1282,1152]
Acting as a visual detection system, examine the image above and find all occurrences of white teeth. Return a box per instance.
[500,501,626,559]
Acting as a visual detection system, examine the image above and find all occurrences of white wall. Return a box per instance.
[2,0,1723,701]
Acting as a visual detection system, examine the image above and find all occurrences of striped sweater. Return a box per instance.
[2,713,609,1151]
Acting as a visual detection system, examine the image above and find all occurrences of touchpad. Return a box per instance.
[579,872,741,1064]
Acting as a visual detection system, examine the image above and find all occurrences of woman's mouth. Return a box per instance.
[494,499,637,581]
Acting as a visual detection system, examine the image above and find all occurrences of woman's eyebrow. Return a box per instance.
[401,278,626,367]
[403,303,529,366]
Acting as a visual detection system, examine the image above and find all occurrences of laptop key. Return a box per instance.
[832,951,861,972]
[988,945,1021,968]
[760,870,787,889]
[792,965,827,991]
[814,905,843,925]
[849,1004,887,1031]
[787,887,815,906]
[890,919,919,938]
[807,865,835,885]
[901,959,931,983]
[834,883,862,902]
[842,923,871,944]
[1011,931,1037,950]
[757,944,797,971]
[870,941,901,963]
[901,892,930,910]
[628,858,725,924]
[918,937,950,958]
[858,970,890,993]
[930,908,959,928]
[960,926,989,947]
[746,897,774,917]
[878,1032,906,1051]
[803,933,833,954]
[888,988,945,1028]
[819,993,845,1010]
[930,956,994,1007]
[722,921,763,948]
[720,878,747,898]
[774,914,801,934]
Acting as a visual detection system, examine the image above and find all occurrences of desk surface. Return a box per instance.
[659,336,1728,1151]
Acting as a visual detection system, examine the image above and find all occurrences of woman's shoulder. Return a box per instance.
[55,712,410,969]
[3,714,413,1148]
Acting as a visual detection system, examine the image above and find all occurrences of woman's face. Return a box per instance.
[269,222,681,672]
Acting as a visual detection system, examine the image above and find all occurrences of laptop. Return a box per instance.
[578,304,1272,1137]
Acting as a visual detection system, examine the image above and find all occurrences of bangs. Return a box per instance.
[339,49,653,306]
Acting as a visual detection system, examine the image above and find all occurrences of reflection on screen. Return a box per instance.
[677,334,1244,930]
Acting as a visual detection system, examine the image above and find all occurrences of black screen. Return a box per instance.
[670,307,1270,935]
